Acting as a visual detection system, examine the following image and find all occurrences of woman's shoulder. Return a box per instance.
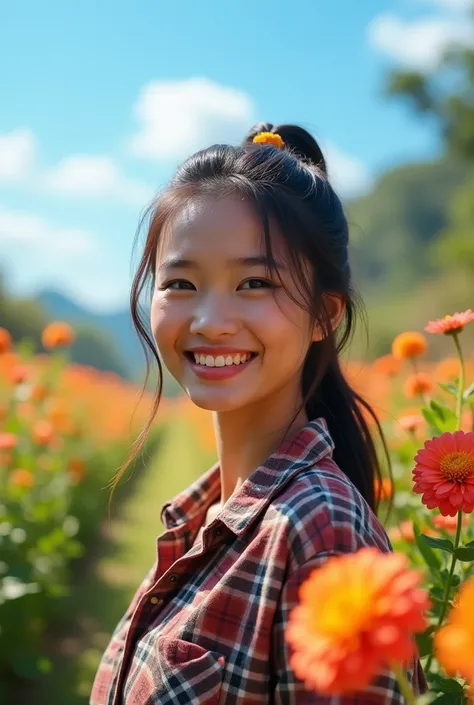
[267,455,392,570]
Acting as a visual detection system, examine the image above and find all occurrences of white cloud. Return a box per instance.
[0,129,37,182]
[128,77,255,161]
[0,207,98,258]
[368,13,474,71]
[43,155,154,205]
[323,143,373,198]
[0,129,153,206]
[420,0,473,9]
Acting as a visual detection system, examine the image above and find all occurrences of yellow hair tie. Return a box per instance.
[252,131,285,149]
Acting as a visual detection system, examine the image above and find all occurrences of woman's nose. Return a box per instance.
[189,294,240,338]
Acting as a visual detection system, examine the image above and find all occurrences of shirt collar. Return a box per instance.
[160,417,334,537]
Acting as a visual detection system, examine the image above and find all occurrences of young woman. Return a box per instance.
[91,123,426,704]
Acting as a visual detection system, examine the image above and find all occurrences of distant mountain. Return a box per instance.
[37,290,146,378]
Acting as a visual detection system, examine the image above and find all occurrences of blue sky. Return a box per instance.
[1,0,473,311]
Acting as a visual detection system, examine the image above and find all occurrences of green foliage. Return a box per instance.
[69,324,130,378]
[386,45,474,160]
[347,159,467,294]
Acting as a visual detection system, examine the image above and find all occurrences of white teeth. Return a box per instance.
[190,352,254,367]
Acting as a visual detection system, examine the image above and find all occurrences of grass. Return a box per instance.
[35,418,215,705]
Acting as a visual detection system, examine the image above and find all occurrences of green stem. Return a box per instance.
[452,332,465,430]
[424,510,463,673]
[391,663,417,705]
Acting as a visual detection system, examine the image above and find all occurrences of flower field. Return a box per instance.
[0,324,162,702]
[1,310,474,703]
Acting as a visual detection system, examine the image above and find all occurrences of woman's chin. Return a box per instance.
[184,388,250,413]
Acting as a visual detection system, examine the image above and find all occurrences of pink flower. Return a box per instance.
[425,309,474,335]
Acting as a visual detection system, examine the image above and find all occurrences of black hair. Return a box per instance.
[112,121,389,514]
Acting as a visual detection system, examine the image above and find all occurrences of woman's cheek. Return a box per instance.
[150,296,178,351]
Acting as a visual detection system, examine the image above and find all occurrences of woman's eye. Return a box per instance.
[239,278,272,290]
[162,280,196,291]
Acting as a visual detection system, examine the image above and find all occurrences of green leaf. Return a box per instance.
[431,694,464,704]
[414,524,442,571]
[430,674,464,694]
[454,546,474,561]
[429,400,458,432]
[464,382,474,400]
[438,381,459,397]
[429,585,445,603]
[415,627,434,658]
[420,534,454,554]
[422,408,440,430]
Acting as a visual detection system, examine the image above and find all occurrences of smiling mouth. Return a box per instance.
[184,352,258,367]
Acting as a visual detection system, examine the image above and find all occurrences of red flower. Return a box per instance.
[425,309,474,335]
[413,431,474,516]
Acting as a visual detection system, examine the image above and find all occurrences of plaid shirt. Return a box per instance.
[91,418,426,705]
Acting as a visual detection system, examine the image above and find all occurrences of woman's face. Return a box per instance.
[151,194,321,414]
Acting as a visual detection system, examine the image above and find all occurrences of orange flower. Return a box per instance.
[388,520,436,544]
[374,477,394,502]
[252,131,285,149]
[425,309,474,336]
[9,468,34,488]
[0,432,18,450]
[403,373,434,399]
[285,548,429,694]
[389,520,416,544]
[68,457,86,484]
[432,514,470,532]
[0,328,12,354]
[31,384,49,402]
[372,354,402,377]
[435,574,474,683]
[42,321,75,349]
[10,364,29,384]
[413,431,474,516]
[398,413,426,436]
[32,420,54,445]
[392,332,427,360]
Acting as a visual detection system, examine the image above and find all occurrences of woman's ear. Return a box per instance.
[311,294,346,342]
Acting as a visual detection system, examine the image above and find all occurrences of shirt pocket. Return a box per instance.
[123,635,226,705]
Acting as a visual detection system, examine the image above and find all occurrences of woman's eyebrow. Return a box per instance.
[157,257,195,272]
[157,255,284,272]
[234,256,284,269]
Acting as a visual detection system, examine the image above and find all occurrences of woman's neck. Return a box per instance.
[212,385,308,505]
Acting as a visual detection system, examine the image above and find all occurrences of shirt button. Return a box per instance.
[215,528,222,537]
[169,574,178,583]
[150,596,163,605]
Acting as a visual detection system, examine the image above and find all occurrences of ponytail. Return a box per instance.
[303,347,385,514]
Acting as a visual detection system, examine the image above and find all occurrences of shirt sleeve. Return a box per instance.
[270,552,423,705]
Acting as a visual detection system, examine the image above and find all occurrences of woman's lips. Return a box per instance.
[185,351,257,381]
